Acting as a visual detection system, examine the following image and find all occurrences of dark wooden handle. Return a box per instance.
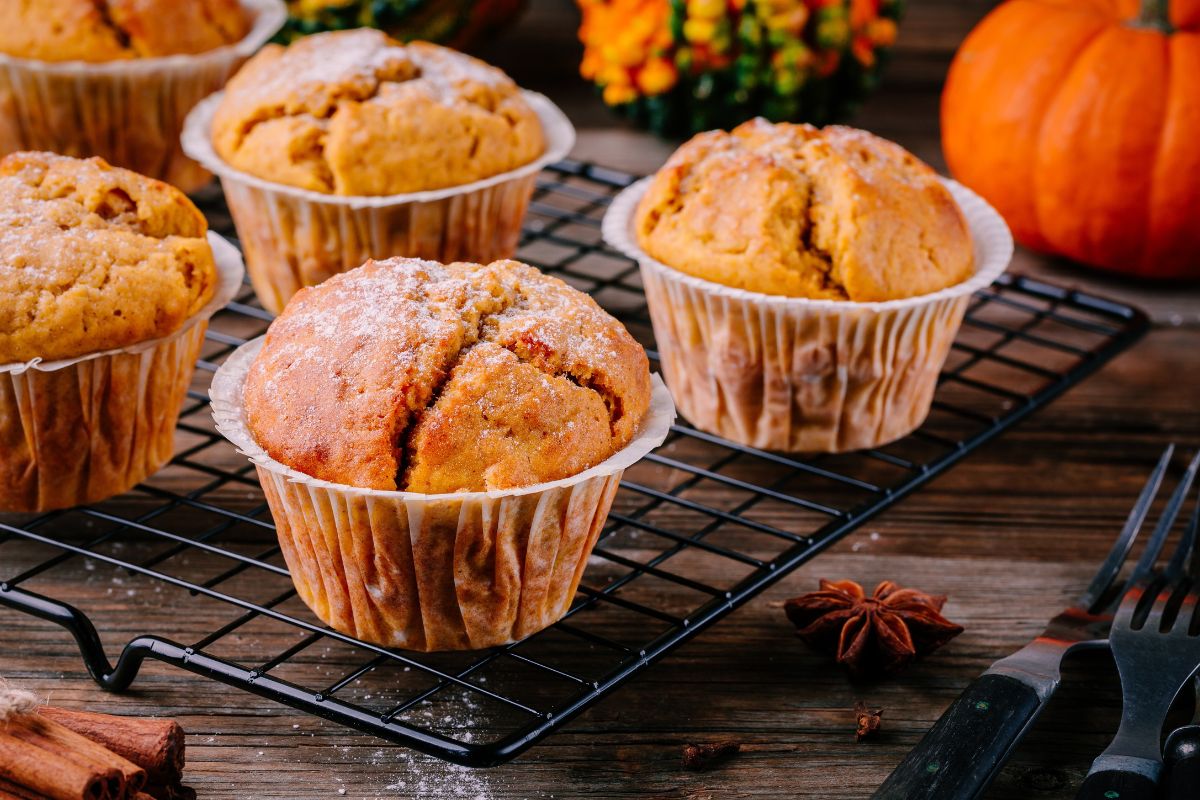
[1076,769,1157,800]
[1164,726,1200,800]
[872,673,1043,800]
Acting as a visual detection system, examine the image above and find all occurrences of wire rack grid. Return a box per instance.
[0,160,1148,767]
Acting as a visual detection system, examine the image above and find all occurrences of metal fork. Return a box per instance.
[874,446,1175,800]
[1077,450,1200,800]
[1163,484,1200,800]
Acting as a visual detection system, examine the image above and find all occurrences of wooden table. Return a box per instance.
[3,2,1198,798]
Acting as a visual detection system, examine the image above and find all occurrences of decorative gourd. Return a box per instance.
[942,0,1200,279]
[277,0,524,48]
[576,0,902,137]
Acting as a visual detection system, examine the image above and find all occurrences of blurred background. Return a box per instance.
[482,0,987,173]
[466,0,1196,324]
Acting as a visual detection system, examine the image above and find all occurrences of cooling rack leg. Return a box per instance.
[0,584,144,690]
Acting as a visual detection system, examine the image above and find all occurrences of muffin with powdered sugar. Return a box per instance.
[0,151,241,513]
[186,28,568,313]
[210,255,670,651]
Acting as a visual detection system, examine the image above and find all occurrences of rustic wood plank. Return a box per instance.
[3,2,1198,798]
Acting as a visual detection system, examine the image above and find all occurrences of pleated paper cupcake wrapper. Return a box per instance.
[0,0,285,193]
[210,337,675,651]
[602,177,1014,453]
[0,233,245,512]
[182,90,577,314]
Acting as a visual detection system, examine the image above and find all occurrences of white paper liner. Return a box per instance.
[0,233,246,512]
[602,176,1014,452]
[210,337,674,650]
[0,0,286,191]
[182,89,577,312]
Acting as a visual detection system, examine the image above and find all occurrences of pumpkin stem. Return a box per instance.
[1134,0,1173,32]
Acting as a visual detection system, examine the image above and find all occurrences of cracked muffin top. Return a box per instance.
[0,152,218,364]
[243,257,651,493]
[634,119,974,302]
[210,30,546,196]
[0,0,249,62]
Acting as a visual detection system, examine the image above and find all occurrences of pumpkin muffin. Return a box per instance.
[0,152,217,364]
[0,0,250,62]
[210,29,545,195]
[635,119,974,301]
[185,27,569,314]
[0,152,240,514]
[605,119,1011,454]
[243,257,650,492]
[214,256,669,651]
[0,0,285,192]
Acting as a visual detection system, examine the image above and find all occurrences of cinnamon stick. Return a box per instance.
[0,775,49,800]
[0,722,118,800]
[7,715,144,798]
[37,709,182,789]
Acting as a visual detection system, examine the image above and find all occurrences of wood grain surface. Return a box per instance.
[3,2,1200,799]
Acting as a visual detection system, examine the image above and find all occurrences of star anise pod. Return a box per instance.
[784,579,963,678]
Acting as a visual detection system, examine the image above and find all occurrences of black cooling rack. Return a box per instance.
[0,160,1148,768]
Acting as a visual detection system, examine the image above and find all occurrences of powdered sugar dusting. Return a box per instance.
[244,256,649,491]
[233,30,517,118]
[0,152,214,352]
[254,258,493,402]
[243,29,410,108]
[381,697,494,800]
[382,758,492,800]
[0,154,186,293]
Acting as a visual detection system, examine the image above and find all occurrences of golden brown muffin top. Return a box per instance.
[635,119,974,302]
[0,152,218,364]
[243,257,651,493]
[0,0,250,62]
[210,30,546,196]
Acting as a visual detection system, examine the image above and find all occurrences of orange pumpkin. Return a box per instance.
[942,0,1200,279]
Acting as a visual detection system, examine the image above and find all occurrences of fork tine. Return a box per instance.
[1144,583,1177,632]
[1131,450,1200,585]
[1170,589,1200,635]
[1167,469,1200,581]
[1113,579,1149,631]
[1079,445,1175,612]
[1184,486,1200,580]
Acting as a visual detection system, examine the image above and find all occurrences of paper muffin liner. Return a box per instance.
[602,177,1014,453]
[0,0,286,193]
[182,90,577,313]
[210,338,674,651]
[0,234,245,513]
